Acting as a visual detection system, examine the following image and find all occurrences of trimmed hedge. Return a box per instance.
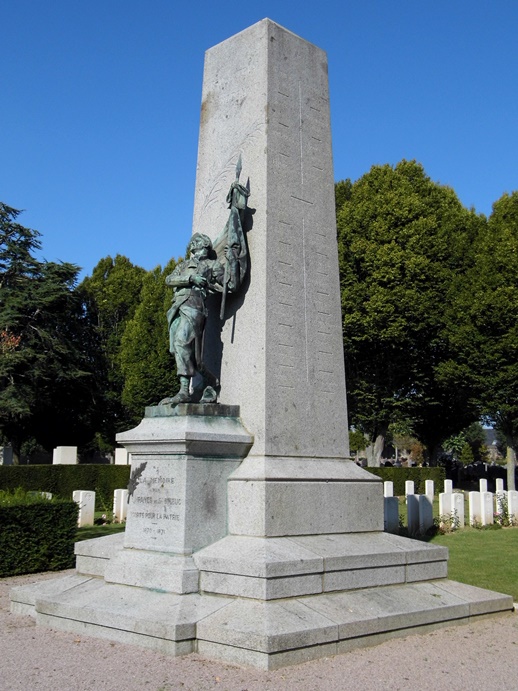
[0,465,131,511]
[0,500,79,577]
[364,466,445,496]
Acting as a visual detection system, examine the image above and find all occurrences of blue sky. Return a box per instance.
[3,1,517,279]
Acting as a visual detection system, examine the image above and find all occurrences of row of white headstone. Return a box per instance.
[72,489,129,527]
[384,478,518,535]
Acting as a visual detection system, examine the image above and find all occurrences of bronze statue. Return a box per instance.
[160,157,249,407]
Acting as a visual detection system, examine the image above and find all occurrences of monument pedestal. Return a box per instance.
[11,408,514,670]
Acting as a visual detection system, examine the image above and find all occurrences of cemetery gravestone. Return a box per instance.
[73,490,95,527]
[52,446,77,465]
[114,448,129,465]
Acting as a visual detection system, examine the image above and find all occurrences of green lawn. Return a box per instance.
[430,527,518,600]
[76,522,125,542]
[396,494,518,599]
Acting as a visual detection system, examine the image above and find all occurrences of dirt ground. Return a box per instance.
[2,569,517,691]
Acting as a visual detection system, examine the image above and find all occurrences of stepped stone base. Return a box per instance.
[8,407,514,670]
[10,531,514,670]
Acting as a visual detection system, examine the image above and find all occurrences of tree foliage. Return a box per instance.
[79,255,146,445]
[336,161,485,462]
[0,204,98,462]
[120,258,179,418]
[454,191,518,487]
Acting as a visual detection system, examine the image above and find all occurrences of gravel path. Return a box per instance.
[2,570,517,691]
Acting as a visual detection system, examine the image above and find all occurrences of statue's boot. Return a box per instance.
[158,376,191,406]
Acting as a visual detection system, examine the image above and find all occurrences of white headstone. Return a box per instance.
[113,489,129,522]
[481,491,494,525]
[439,492,452,518]
[451,492,465,529]
[73,490,95,527]
[407,494,420,536]
[469,491,481,525]
[425,479,434,501]
[383,481,393,498]
[495,478,505,492]
[405,480,415,497]
[53,446,77,465]
[443,479,453,494]
[114,448,129,465]
[508,490,518,523]
[479,478,488,493]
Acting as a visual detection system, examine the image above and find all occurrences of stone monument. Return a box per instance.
[11,19,513,670]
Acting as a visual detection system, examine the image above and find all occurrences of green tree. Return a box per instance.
[348,429,367,462]
[80,255,146,445]
[0,204,98,462]
[336,161,485,465]
[459,442,475,466]
[120,258,179,417]
[457,191,518,489]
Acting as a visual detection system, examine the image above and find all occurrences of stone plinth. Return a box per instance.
[102,404,252,593]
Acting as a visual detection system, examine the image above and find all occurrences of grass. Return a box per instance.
[396,494,518,600]
[76,515,125,542]
[430,527,518,600]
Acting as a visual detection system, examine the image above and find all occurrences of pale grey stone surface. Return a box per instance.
[228,478,384,536]
[193,19,348,462]
[10,574,92,615]
[75,532,124,559]
[197,597,339,653]
[432,579,515,615]
[323,565,406,592]
[226,457,383,538]
[199,571,323,600]
[407,493,420,535]
[194,535,324,577]
[122,454,240,554]
[75,534,125,577]
[104,550,199,593]
[117,410,253,458]
[114,447,129,464]
[406,560,448,582]
[289,532,409,569]
[195,531,449,600]
[33,578,230,642]
[52,446,77,464]
[116,413,250,557]
[197,639,339,672]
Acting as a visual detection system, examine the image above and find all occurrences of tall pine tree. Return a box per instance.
[0,204,98,462]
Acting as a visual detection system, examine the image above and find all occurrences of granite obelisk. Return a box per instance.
[196,19,349,461]
[193,19,382,541]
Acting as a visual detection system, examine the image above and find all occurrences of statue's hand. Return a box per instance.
[191,274,208,288]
